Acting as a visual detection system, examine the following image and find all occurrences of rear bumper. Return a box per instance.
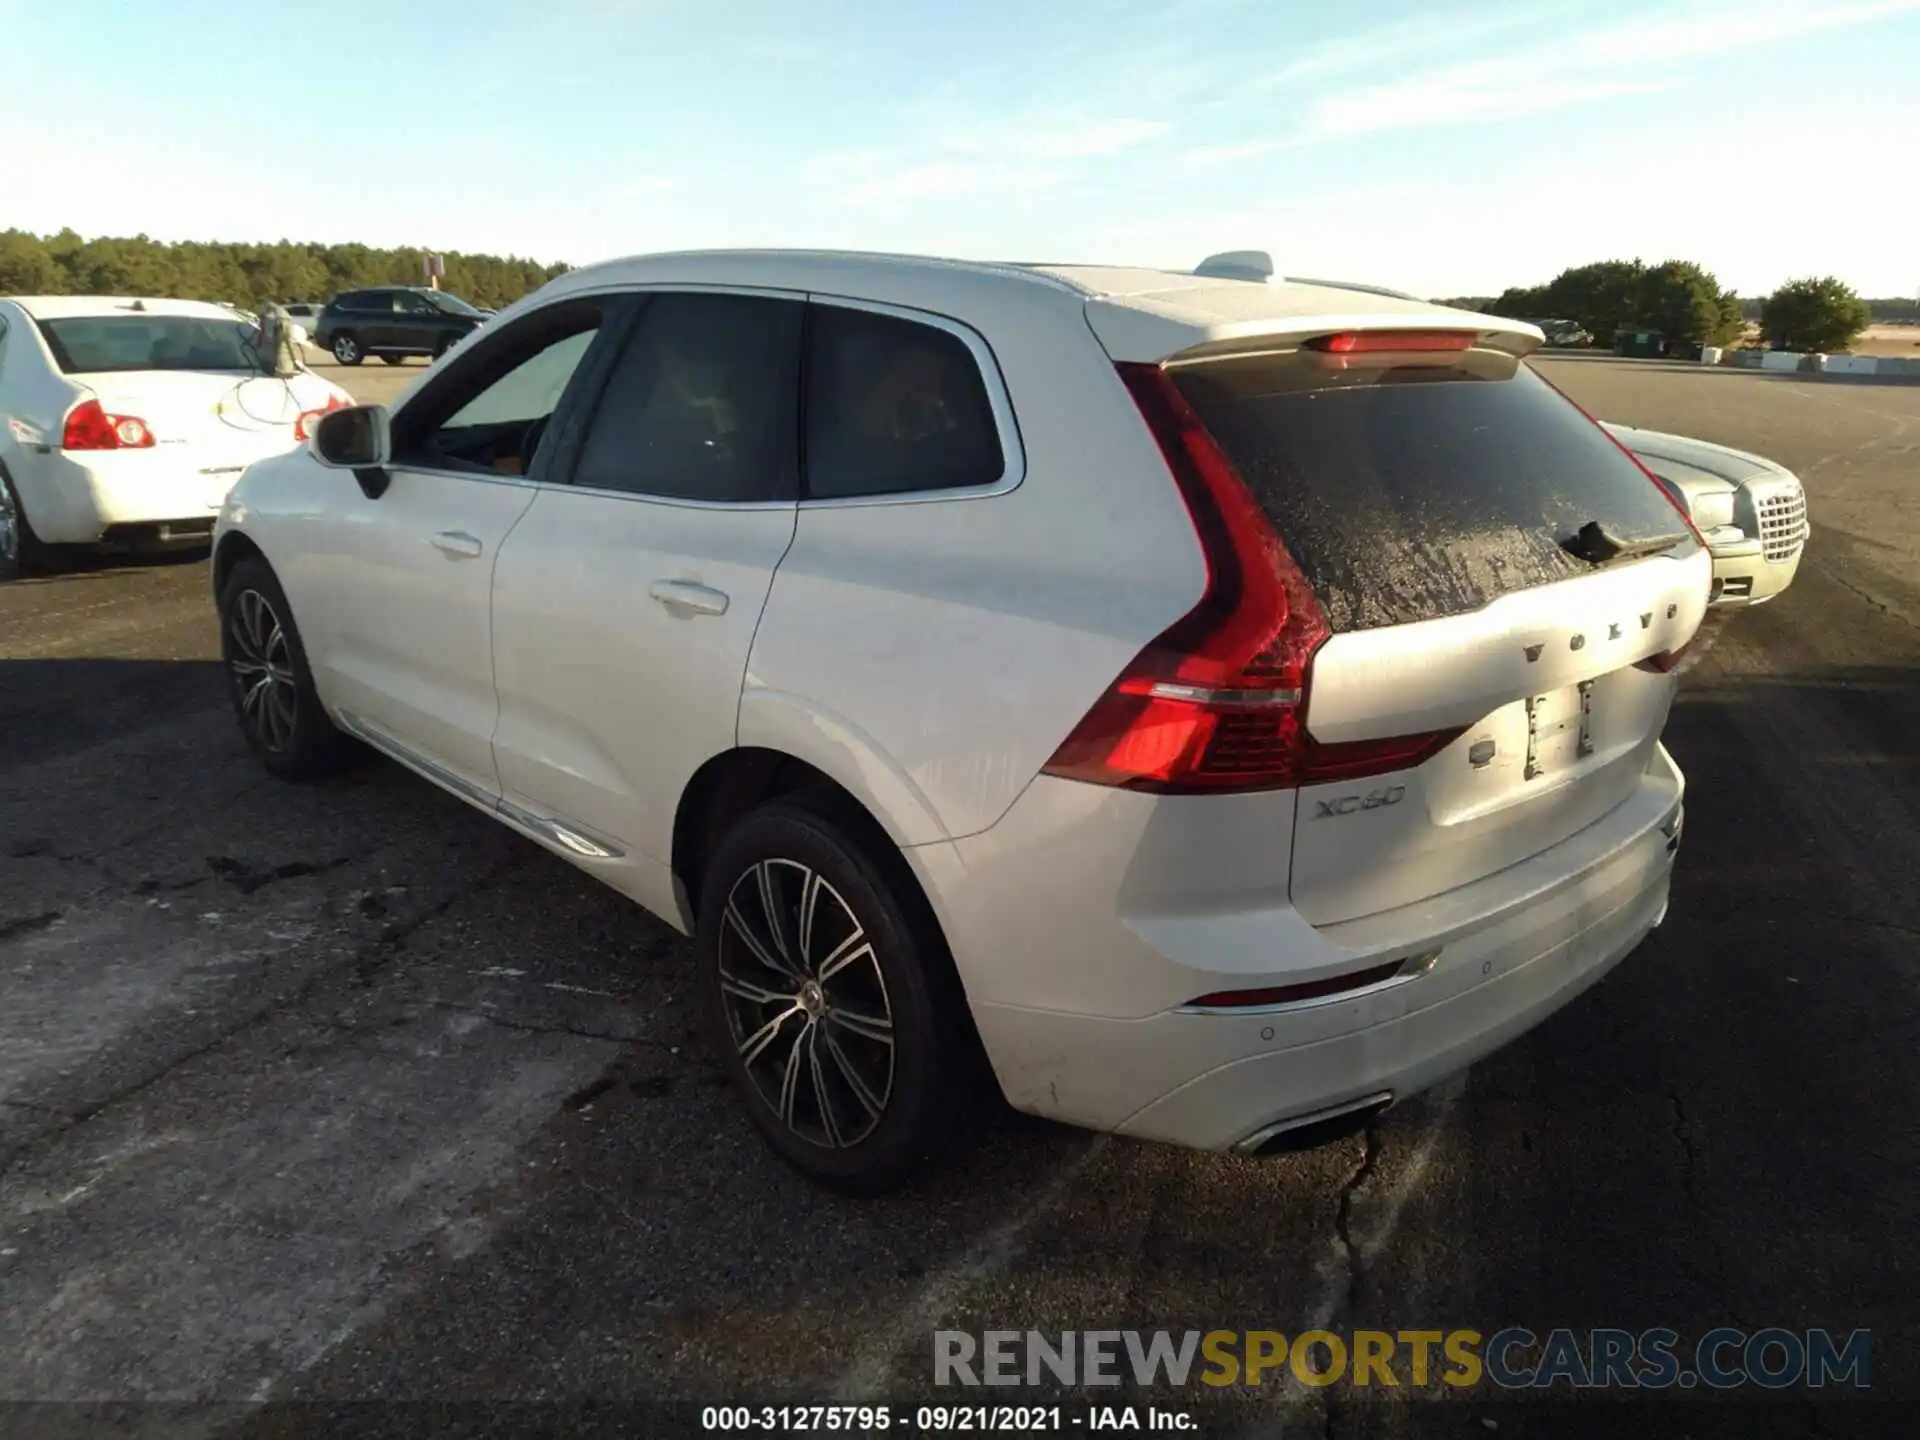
[1119,834,1670,1149]
[17,450,269,545]
[932,745,1683,1152]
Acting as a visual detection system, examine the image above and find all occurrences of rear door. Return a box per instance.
[489,288,805,875]
[394,291,441,351]
[1166,341,1709,925]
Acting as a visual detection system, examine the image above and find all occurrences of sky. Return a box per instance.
[4,0,1918,299]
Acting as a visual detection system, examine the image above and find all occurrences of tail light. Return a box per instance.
[1040,363,1461,794]
[62,399,155,451]
[294,392,352,442]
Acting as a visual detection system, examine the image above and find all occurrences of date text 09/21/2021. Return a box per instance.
[701,1405,1193,1431]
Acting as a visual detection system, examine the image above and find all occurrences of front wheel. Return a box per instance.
[330,332,363,365]
[218,555,358,780]
[699,800,976,1194]
[380,354,408,366]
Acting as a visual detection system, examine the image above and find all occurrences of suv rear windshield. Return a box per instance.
[35,315,262,376]
[1171,350,1696,632]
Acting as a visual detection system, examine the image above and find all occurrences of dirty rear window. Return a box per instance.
[1171,352,1694,632]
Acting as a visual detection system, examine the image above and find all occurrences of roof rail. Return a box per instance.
[1194,250,1274,283]
[1283,276,1424,303]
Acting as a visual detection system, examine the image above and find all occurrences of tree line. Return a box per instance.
[1433,259,1878,354]
[5,231,1893,353]
[0,229,570,310]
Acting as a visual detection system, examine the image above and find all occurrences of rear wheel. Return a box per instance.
[699,799,975,1194]
[218,555,358,780]
[0,468,58,580]
[330,332,362,365]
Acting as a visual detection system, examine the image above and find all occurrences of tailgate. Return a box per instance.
[1166,338,1709,927]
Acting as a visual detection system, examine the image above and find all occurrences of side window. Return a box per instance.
[392,302,605,477]
[569,292,802,504]
[803,304,1004,500]
[443,330,596,430]
[397,292,435,315]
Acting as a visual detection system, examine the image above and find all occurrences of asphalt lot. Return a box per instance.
[2,355,1916,1438]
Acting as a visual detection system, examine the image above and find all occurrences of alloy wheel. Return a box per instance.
[718,859,895,1149]
[0,488,18,569]
[333,336,359,363]
[227,588,299,752]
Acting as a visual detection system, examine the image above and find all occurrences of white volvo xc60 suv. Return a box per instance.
[211,250,1707,1192]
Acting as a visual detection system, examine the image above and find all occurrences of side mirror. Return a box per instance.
[311,404,392,470]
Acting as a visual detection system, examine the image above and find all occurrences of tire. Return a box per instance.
[0,467,59,580]
[330,332,363,365]
[699,798,977,1194]
[218,555,358,780]
[432,334,454,360]
[380,354,407,366]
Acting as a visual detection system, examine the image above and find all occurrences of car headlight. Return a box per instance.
[1690,490,1737,531]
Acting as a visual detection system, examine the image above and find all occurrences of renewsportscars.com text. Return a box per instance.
[934,1328,1873,1391]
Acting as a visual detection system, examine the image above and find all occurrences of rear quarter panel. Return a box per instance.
[740,280,1205,844]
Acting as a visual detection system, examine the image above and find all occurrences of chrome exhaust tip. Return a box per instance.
[1235,1092,1395,1156]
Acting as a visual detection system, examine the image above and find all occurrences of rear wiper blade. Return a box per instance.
[1560,521,1688,566]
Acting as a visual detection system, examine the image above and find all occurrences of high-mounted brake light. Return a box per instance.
[1305,330,1476,355]
[61,399,155,451]
[1040,364,1462,794]
[294,392,352,441]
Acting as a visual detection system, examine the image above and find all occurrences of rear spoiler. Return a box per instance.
[1086,303,1547,366]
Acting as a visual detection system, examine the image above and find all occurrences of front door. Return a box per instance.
[301,297,613,800]
[489,289,805,900]
[394,290,440,352]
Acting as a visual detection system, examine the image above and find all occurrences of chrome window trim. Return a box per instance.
[798,291,1027,509]
[546,483,794,513]
[380,462,542,492]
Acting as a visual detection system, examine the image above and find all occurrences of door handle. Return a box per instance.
[648,579,730,616]
[431,531,484,559]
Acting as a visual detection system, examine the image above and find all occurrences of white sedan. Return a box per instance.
[0,296,353,578]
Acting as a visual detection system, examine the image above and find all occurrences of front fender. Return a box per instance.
[735,687,952,848]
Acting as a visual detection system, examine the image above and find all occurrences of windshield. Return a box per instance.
[35,315,262,375]
[424,291,482,317]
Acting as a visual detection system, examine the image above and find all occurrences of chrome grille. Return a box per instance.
[1754,483,1807,563]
